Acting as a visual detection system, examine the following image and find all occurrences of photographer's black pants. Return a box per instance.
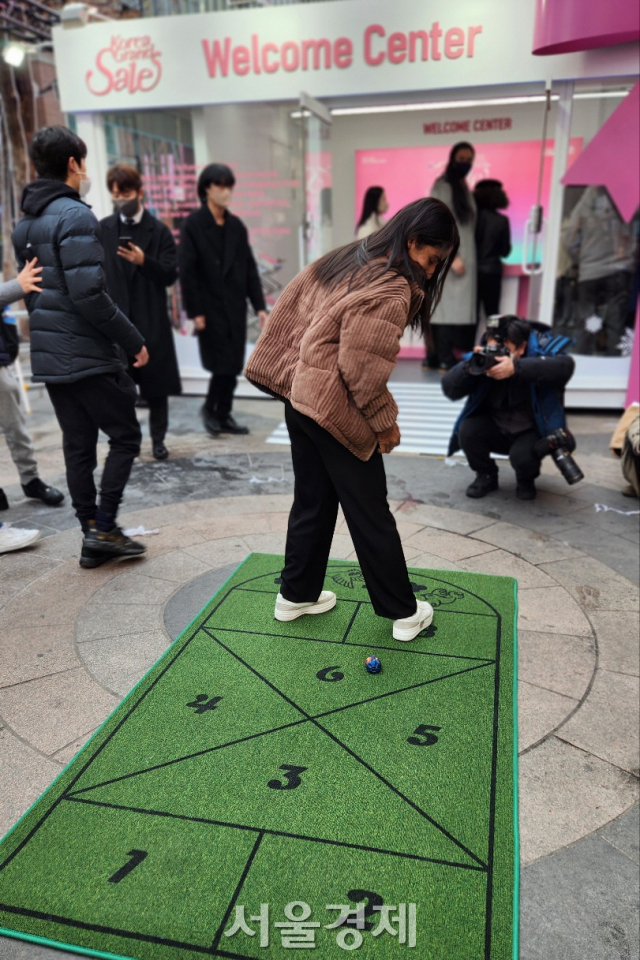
[280,401,417,620]
[458,416,541,481]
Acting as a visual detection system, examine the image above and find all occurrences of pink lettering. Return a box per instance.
[364,24,385,66]
[430,21,442,60]
[232,44,250,75]
[467,25,482,56]
[334,37,352,68]
[387,31,407,64]
[409,30,429,62]
[281,41,299,72]
[86,47,113,96]
[201,38,231,77]
[445,27,465,58]
[86,40,161,96]
[300,37,331,70]
[262,42,279,73]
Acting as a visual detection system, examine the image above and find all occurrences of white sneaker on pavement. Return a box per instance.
[393,600,434,642]
[0,522,41,554]
[274,590,337,621]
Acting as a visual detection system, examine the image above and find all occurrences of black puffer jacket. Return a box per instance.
[12,180,144,383]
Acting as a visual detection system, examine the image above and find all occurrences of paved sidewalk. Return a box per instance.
[0,370,638,959]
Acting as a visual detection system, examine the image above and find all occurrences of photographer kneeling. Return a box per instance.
[442,315,580,500]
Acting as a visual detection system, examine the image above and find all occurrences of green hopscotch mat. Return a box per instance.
[0,553,519,960]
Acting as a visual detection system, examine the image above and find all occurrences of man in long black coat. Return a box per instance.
[101,163,181,460]
[179,163,267,436]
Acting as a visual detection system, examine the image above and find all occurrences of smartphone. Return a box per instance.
[119,236,133,248]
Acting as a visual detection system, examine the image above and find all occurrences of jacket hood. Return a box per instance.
[21,179,81,216]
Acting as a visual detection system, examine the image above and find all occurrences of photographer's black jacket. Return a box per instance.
[12,180,144,384]
[442,338,575,456]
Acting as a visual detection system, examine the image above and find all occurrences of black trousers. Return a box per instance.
[458,415,541,481]
[205,374,237,421]
[477,273,502,319]
[428,324,476,369]
[281,402,416,620]
[46,371,142,531]
[148,396,168,444]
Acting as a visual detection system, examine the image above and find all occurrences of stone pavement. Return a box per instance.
[0,368,638,960]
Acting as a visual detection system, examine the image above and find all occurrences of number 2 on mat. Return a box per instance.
[108,849,148,883]
[267,765,308,790]
[347,889,384,931]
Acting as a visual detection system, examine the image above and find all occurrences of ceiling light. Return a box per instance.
[2,43,26,67]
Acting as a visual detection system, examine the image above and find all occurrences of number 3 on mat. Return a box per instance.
[108,849,148,883]
[267,764,308,790]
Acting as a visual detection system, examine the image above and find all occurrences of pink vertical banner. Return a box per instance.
[625,305,640,406]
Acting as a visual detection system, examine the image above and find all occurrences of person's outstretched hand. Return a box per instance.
[18,258,43,294]
[377,422,401,454]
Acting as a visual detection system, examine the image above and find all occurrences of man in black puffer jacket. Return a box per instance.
[13,126,150,568]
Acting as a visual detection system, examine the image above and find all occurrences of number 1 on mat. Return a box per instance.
[108,849,148,883]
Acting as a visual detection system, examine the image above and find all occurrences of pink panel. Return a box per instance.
[533,0,640,55]
[625,306,640,407]
[562,83,640,222]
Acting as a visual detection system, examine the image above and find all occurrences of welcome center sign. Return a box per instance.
[52,0,637,112]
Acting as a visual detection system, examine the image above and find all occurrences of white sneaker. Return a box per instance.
[274,590,337,621]
[393,600,434,642]
[0,523,41,554]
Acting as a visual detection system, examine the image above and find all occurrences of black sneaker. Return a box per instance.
[22,478,65,507]
[201,405,221,437]
[466,472,499,498]
[0,489,8,511]
[153,442,169,460]
[81,525,146,564]
[219,415,249,435]
[516,479,537,500]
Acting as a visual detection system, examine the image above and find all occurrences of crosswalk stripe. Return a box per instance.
[265,382,466,456]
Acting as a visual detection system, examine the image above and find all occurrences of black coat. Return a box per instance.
[12,180,144,384]
[100,210,181,398]
[476,209,511,274]
[178,205,265,375]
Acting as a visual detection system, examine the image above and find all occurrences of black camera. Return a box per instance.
[536,428,584,485]
[468,343,511,375]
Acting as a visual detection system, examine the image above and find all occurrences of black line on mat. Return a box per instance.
[0,902,214,954]
[67,660,492,797]
[62,797,485,871]
[202,630,488,869]
[341,601,361,643]
[206,625,497,663]
[210,832,264,954]
[484,611,503,959]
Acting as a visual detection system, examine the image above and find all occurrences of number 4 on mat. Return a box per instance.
[108,850,148,883]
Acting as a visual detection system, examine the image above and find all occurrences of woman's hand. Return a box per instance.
[194,315,206,332]
[451,256,465,276]
[377,422,401,454]
[18,258,43,294]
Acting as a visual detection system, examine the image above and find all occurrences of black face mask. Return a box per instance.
[452,161,472,178]
[113,197,140,219]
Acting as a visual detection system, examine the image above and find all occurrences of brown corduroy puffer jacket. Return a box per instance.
[245,262,424,461]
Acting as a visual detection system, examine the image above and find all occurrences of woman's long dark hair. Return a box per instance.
[313,198,459,336]
[443,141,475,225]
[356,186,384,230]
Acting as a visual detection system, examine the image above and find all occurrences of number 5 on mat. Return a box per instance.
[108,849,148,883]
[407,725,441,746]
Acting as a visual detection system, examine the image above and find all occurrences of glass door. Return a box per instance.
[299,92,333,266]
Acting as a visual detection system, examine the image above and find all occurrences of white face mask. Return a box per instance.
[78,175,92,198]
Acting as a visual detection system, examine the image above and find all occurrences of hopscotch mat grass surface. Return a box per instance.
[0,553,518,960]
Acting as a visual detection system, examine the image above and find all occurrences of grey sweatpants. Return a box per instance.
[0,364,39,486]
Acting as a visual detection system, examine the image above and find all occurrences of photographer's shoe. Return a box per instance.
[393,600,434,642]
[466,472,499,498]
[274,591,336,621]
[80,525,146,567]
[516,479,537,500]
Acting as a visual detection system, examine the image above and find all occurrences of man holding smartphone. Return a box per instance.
[100,163,181,460]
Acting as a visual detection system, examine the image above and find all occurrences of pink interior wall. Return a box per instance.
[533,0,640,55]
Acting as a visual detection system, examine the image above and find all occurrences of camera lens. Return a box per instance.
[551,448,584,485]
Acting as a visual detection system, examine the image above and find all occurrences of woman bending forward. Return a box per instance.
[245,198,459,642]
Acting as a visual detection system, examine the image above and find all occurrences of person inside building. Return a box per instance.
[1,259,65,554]
[100,163,181,461]
[246,197,459,642]
[473,178,512,321]
[12,125,149,568]
[356,186,389,239]
[442,314,575,500]
[426,142,477,370]
[179,163,268,438]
